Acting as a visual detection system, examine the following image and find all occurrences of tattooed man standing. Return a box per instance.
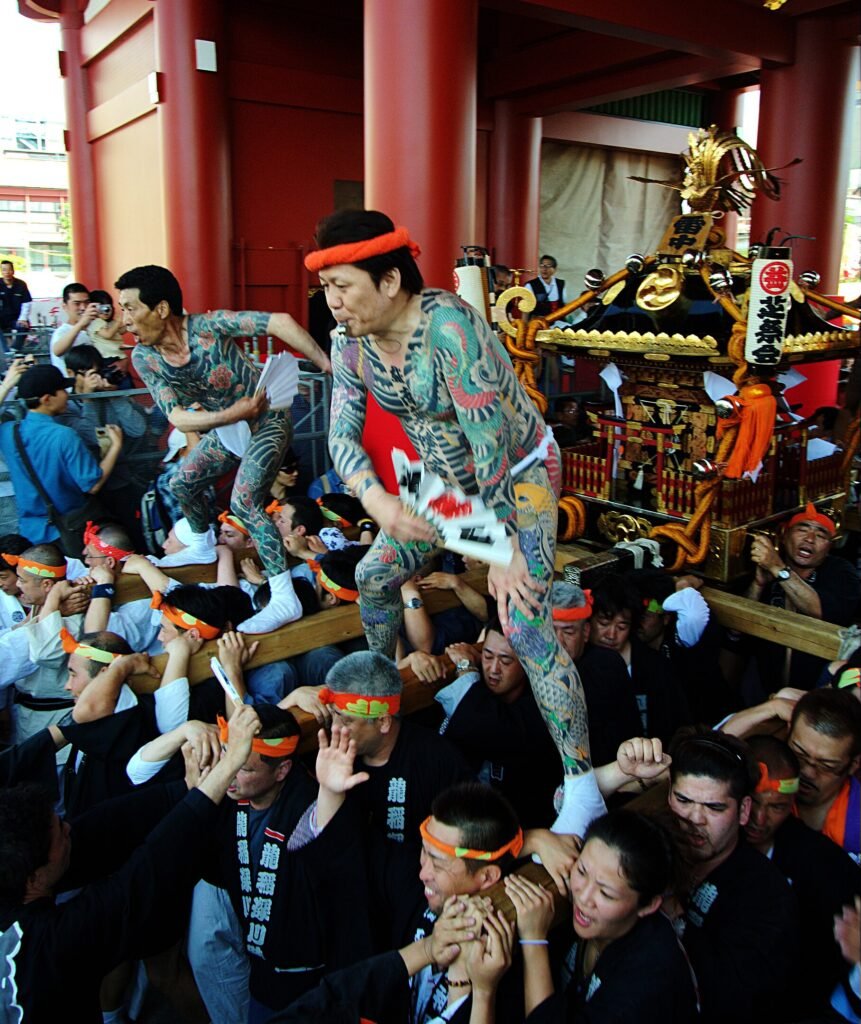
[116,265,330,632]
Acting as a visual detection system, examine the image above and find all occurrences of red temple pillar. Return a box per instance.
[487,100,542,271]
[154,0,232,311]
[364,0,478,290]
[59,0,101,286]
[750,14,858,414]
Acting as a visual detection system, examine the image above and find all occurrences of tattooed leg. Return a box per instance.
[355,533,441,658]
[505,467,592,777]
[171,434,238,533]
[232,415,292,576]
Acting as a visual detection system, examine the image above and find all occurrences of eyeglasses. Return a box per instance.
[789,741,851,777]
[539,263,554,269]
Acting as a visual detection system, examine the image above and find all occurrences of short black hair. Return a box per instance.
[317,493,365,529]
[88,289,113,307]
[539,255,558,268]
[314,210,424,296]
[288,496,324,536]
[65,345,104,375]
[1,259,13,269]
[583,811,678,907]
[791,689,861,759]
[115,265,183,316]
[627,568,676,608]
[0,534,32,571]
[670,730,758,802]
[431,781,521,875]
[20,543,65,571]
[62,282,88,303]
[254,704,301,765]
[592,573,642,630]
[166,584,253,635]
[76,630,132,679]
[0,784,55,904]
[747,734,800,780]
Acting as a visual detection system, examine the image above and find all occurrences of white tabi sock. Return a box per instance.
[550,772,607,839]
[238,569,302,634]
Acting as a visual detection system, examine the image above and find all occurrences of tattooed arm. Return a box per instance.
[266,313,331,373]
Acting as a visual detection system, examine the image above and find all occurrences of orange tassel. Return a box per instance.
[721,382,776,479]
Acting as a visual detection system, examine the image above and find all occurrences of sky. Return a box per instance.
[0,0,64,122]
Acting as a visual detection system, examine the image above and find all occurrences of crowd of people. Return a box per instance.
[0,213,859,1024]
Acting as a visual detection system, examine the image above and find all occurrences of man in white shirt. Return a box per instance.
[51,282,99,376]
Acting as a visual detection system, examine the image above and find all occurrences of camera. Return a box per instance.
[98,303,113,317]
[102,365,126,387]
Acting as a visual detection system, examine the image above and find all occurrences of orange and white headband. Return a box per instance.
[419,816,524,862]
[756,761,799,795]
[217,511,249,536]
[2,554,66,578]
[82,522,133,561]
[266,499,284,516]
[304,227,421,273]
[786,502,835,537]
[150,591,220,640]
[217,714,299,757]
[552,590,593,622]
[317,499,351,528]
[311,561,360,603]
[318,687,400,718]
[60,626,120,665]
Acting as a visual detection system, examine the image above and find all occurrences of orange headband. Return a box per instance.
[552,591,593,622]
[318,687,400,718]
[2,554,66,578]
[266,499,284,516]
[756,761,800,795]
[60,626,121,665]
[150,591,220,640]
[311,561,360,603]
[217,510,250,536]
[317,499,351,528]
[217,714,299,757]
[419,816,524,862]
[304,227,421,273]
[82,522,134,561]
[787,502,835,537]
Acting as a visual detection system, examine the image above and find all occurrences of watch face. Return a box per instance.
[457,659,473,672]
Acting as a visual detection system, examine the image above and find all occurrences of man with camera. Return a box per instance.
[50,282,99,377]
[61,345,149,547]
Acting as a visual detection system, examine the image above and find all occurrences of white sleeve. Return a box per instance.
[434,671,479,720]
[154,676,190,734]
[126,748,172,786]
[65,558,88,581]
[107,600,161,655]
[663,588,710,648]
[0,627,37,689]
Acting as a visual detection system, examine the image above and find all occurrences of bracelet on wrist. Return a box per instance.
[519,939,549,946]
[447,977,473,988]
[357,518,376,531]
[91,584,115,600]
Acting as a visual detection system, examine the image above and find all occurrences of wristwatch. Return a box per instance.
[404,597,423,610]
[775,567,792,582]
[456,658,476,674]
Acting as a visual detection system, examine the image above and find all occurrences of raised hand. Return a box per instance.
[617,736,671,781]
[466,911,515,995]
[315,721,369,795]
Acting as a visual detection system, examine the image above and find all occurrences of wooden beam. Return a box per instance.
[482,32,661,99]
[128,567,490,693]
[510,52,756,115]
[700,587,844,661]
[482,0,794,65]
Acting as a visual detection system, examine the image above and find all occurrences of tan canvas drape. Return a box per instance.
[537,141,682,297]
